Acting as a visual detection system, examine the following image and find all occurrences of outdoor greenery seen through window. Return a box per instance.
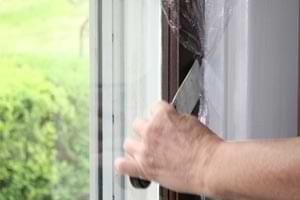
[0,0,90,199]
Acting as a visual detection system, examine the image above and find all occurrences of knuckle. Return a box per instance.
[149,113,166,130]
[123,141,128,150]
[143,123,150,134]
[142,124,152,140]
[139,147,152,165]
[144,124,158,141]
[153,101,172,115]
[140,144,148,156]
[123,139,133,150]
[141,144,155,162]
[138,144,159,180]
[132,119,142,131]
[139,154,147,166]
[144,157,158,179]
[160,102,172,113]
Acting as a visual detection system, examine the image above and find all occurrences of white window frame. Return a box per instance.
[90,0,101,199]
[94,1,299,200]
[206,0,299,140]
[97,0,162,200]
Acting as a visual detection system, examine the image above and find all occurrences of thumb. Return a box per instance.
[114,157,141,178]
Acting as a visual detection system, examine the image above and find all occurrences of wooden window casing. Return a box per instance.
[161,0,205,199]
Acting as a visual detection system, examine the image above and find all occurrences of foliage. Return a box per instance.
[0,0,90,199]
[0,68,60,200]
[0,67,89,200]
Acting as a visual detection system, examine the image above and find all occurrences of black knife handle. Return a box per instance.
[130,177,151,189]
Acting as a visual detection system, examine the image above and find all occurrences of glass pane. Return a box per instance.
[101,0,161,199]
[0,0,90,199]
[123,1,161,200]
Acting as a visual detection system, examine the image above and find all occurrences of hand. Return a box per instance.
[114,101,223,195]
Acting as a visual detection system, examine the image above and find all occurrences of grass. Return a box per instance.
[0,0,90,110]
[0,0,89,78]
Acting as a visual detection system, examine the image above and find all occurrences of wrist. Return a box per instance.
[203,141,231,198]
[191,129,225,196]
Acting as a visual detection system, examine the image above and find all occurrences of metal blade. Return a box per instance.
[171,60,201,114]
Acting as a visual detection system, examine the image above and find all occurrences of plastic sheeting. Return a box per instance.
[161,0,237,126]
[161,0,237,60]
[161,1,299,199]
[161,0,299,140]
[161,2,232,197]
[162,0,205,58]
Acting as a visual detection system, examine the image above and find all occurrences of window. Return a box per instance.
[161,1,204,199]
[0,0,90,200]
[1,0,298,200]
[100,0,205,199]
[100,0,161,199]
[99,0,204,198]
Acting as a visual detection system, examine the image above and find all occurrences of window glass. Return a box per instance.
[0,0,90,199]
[123,1,161,199]
[101,0,161,199]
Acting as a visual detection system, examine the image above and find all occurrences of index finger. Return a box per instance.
[150,101,174,117]
[132,118,148,138]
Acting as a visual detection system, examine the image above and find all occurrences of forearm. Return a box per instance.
[115,101,300,199]
[203,138,300,200]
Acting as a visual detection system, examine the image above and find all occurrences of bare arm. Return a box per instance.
[206,138,300,200]
[115,101,300,200]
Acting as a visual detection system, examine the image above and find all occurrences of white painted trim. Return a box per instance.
[101,0,162,199]
[225,0,250,140]
[90,0,100,199]
[112,0,126,199]
[101,0,114,199]
[204,0,227,138]
[245,0,299,138]
[206,0,299,140]
[122,0,161,199]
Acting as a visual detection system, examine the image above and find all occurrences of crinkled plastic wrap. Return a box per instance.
[161,0,237,126]
[162,0,205,58]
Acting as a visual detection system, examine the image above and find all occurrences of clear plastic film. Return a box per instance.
[161,0,205,58]
[161,0,237,59]
[161,0,237,125]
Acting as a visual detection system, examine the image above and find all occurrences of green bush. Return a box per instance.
[0,67,89,200]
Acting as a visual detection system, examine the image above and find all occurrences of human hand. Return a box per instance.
[115,101,223,194]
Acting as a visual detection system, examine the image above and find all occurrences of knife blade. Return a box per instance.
[171,60,201,113]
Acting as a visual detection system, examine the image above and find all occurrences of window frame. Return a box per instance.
[90,0,102,199]
[162,0,300,199]
[99,0,162,200]
[99,0,200,198]
[98,0,114,199]
[97,1,300,200]
[160,1,205,200]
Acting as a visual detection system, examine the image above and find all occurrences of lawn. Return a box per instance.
[0,0,89,82]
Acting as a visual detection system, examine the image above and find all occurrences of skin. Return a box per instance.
[114,101,300,200]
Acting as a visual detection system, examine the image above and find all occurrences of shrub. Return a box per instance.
[0,67,89,200]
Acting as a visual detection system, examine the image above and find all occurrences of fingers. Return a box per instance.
[115,101,174,178]
[150,101,174,117]
[114,157,141,178]
[116,139,144,178]
[123,139,143,157]
[132,118,148,137]
[133,101,174,138]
